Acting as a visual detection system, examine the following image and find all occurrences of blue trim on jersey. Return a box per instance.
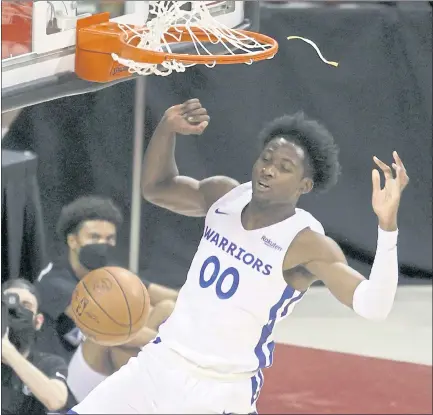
[67,411,78,414]
[250,370,264,405]
[254,286,305,369]
[152,336,161,344]
[265,291,305,367]
[251,376,258,405]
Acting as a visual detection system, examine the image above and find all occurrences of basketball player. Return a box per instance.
[36,196,177,361]
[69,99,409,414]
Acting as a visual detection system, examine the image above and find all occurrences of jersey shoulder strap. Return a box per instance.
[208,181,252,211]
[294,208,325,235]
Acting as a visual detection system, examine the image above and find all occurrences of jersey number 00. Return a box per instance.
[199,255,240,300]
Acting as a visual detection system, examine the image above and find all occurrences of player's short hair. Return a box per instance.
[2,278,42,309]
[258,112,341,193]
[56,196,123,243]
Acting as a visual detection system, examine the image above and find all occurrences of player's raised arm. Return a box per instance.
[296,152,409,321]
[141,99,239,217]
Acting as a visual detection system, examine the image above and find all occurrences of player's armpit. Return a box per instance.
[143,175,239,217]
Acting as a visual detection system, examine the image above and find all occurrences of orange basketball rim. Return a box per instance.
[75,13,279,83]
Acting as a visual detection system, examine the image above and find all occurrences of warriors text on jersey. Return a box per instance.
[158,182,324,374]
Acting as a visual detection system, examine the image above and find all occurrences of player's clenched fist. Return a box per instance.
[162,98,210,136]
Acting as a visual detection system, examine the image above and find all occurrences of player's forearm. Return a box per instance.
[352,227,399,321]
[141,117,179,196]
[119,326,157,349]
[5,348,67,411]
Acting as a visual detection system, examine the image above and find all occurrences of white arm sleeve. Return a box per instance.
[352,227,399,321]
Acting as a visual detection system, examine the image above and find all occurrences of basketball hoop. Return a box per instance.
[75,1,278,82]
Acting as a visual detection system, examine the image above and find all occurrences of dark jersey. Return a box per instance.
[1,350,68,415]
[35,261,84,361]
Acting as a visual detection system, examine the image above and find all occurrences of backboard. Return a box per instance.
[1,1,258,113]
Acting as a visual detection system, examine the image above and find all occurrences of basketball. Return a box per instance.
[71,267,150,346]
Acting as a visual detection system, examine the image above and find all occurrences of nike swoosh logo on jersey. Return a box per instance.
[215,208,229,215]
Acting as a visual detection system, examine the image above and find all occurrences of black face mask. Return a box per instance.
[5,293,37,353]
[78,243,115,270]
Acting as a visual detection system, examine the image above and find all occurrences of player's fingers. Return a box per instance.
[191,121,209,135]
[186,114,210,124]
[185,108,208,121]
[392,163,410,190]
[393,151,407,171]
[187,108,208,116]
[181,101,203,114]
[372,168,381,193]
[373,156,393,180]
[182,98,200,106]
[391,163,402,183]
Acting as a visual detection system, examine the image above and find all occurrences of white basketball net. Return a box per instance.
[111,1,276,77]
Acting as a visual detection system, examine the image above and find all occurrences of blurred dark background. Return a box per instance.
[2,1,432,288]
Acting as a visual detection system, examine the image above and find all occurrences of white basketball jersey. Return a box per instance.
[158,182,324,374]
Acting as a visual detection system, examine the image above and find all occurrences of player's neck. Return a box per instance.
[245,199,297,226]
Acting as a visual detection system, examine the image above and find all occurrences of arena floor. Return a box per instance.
[258,285,432,414]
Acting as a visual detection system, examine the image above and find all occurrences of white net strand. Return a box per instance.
[111,1,276,76]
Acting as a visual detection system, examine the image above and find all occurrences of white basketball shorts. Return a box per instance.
[68,337,264,414]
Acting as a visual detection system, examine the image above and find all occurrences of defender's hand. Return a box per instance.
[372,151,409,231]
[162,98,210,136]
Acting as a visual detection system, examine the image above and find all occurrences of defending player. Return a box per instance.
[69,99,408,414]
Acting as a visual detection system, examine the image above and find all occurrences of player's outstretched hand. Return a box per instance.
[371,151,409,231]
[162,98,210,136]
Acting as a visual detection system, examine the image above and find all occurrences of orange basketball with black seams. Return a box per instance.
[71,267,150,346]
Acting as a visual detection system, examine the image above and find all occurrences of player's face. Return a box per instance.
[251,137,313,204]
[74,220,117,247]
[67,220,118,270]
